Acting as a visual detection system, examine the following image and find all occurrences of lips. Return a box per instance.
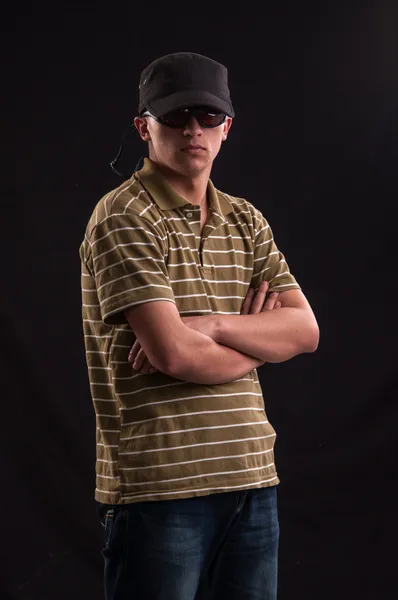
[182,145,205,150]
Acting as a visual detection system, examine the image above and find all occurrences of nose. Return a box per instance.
[183,116,203,136]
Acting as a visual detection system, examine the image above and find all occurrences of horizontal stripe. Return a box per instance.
[121,420,269,441]
[92,226,165,248]
[120,391,263,410]
[84,334,113,339]
[169,247,254,255]
[119,434,275,456]
[93,241,156,264]
[120,448,273,471]
[97,413,120,417]
[170,276,248,285]
[97,443,119,448]
[121,407,264,427]
[255,225,270,236]
[201,263,252,270]
[99,429,120,433]
[96,255,164,277]
[98,269,163,292]
[253,251,279,262]
[102,296,175,321]
[93,398,117,402]
[101,283,172,304]
[100,463,275,486]
[173,293,245,300]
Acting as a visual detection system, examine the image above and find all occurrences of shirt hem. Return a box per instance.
[94,474,280,505]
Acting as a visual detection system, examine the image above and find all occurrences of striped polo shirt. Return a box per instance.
[79,157,300,505]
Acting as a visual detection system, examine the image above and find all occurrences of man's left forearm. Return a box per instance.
[213,309,319,363]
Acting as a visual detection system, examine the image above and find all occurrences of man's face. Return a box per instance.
[134,108,232,177]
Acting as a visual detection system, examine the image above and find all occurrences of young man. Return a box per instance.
[80,52,319,600]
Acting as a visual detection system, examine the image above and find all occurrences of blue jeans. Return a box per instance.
[97,485,280,600]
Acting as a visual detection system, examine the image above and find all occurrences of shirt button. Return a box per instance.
[186,212,193,218]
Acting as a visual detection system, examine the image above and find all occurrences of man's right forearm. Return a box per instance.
[167,328,264,384]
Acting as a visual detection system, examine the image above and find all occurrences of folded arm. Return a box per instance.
[124,301,264,385]
[213,289,319,363]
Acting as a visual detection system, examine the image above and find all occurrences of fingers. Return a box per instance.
[262,291,280,312]
[131,346,144,370]
[130,344,158,375]
[250,281,269,313]
[128,339,140,363]
[140,358,155,374]
[241,281,282,315]
[240,287,255,314]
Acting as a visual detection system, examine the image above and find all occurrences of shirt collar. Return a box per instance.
[135,157,233,217]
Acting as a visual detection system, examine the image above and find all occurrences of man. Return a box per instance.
[80,52,319,600]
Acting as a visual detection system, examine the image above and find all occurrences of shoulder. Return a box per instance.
[86,174,163,238]
[214,187,268,231]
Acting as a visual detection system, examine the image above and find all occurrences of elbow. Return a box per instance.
[156,354,180,377]
[304,322,320,353]
[161,349,190,379]
[162,361,181,379]
[146,347,179,377]
[151,332,190,377]
[166,345,206,381]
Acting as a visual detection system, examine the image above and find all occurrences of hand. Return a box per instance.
[128,338,158,375]
[241,281,281,315]
[128,315,218,374]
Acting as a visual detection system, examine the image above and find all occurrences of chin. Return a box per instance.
[177,153,211,173]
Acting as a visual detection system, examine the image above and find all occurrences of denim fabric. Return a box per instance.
[98,485,279,600]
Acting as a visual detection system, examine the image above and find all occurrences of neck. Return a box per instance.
[153,160,210,208]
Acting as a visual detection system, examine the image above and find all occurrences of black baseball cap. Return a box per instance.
[138,52,235,118]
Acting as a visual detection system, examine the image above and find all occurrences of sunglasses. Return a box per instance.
[143,107,227,129]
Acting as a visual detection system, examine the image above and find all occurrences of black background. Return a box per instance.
[4,2,398,598]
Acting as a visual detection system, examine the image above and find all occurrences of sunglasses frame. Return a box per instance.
[143,107,227,129]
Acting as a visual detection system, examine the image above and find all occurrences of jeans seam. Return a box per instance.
[234,490,247,515]
[200,490,258,598]
[197,493,246,590]
[104,508,115,548]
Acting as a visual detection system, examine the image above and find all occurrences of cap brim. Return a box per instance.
[146,89,235,118]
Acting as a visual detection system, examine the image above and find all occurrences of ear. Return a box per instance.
[134,116,151,142]
[222,117,233,141]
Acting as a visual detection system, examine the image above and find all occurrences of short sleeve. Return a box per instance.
[251,212,301,293]
[86,213,176,325]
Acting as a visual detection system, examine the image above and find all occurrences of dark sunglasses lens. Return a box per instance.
[160,111,187,127]
[198,112,226,127]
[160,109,226,128]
